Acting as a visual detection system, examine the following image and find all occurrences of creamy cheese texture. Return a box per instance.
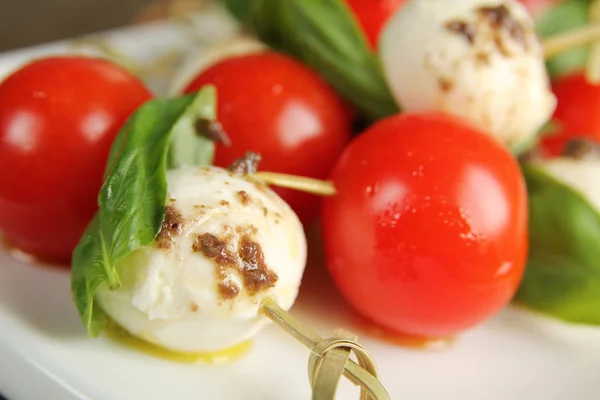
[95,165,307,353]
[380,0,556,150]
[537,159,600,211]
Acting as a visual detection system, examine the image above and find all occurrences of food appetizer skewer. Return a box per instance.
[80,0,600,153]
[3,0,600,398]
[379,0,556,153]
[65,85,389,399]
[252,112,529,340]
[94,161,307,354]
[378,0,600,154]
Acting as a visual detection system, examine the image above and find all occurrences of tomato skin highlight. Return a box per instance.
[322,113,528,337]
[0,56,153,263]
[183,52,352,225]
[517,0,557,18]
[541,72,600,156]
[345,0,406,49]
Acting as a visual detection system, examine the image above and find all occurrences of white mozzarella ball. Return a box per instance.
[380,0,556,150]
[96,165,307,353]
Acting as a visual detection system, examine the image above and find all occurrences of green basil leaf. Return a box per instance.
[536,0,593,77]
[514,163,600,324]
[243,0,399,121]
[220,0,252,25]
[537,120,563,137]
[71,86,217,336]
[511,130,543,156]
[167,86,216,169]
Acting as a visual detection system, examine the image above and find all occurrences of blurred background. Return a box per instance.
[0,0,206,52]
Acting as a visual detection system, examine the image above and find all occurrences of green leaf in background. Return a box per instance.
[536,0,593,77]
[71,87,217,336]
[515,163,600,324]
[234,0,399,121]
[511,128,545,156]
[221,0,252,25]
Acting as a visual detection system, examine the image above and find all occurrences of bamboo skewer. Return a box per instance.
[585,0,600,84]
[250,172,336,196]
[260,299,390,400]
[544,22,600,59]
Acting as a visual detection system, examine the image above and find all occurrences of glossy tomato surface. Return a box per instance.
[518,0,557,18]
[0,56,152,263]
[322,113,528,338]
[345,0,406,49]
[183,51,352,225]
[541,72,600,156]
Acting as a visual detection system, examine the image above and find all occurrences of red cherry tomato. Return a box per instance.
[345,0,406,49]
[518,0,557,18]
[322,113,528,338]
[0,56,153,264]
[541,72,600,156]
[183,51,352,225]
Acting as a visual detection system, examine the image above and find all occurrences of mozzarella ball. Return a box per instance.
[380,0,556,150]
[95,165,307,353]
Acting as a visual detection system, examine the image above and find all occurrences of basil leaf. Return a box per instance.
[511,129,543,156]
[167,86,216,169]
[242,0,399,121]
[514,163,600,324]
[221,0,252,24]
[71,87,217,336]
[537,120,563,138]
[536,0,593,77]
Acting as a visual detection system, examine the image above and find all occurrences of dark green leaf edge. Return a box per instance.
[221,0,252,25]
[71,86,217,336]
[515,162,600,324]
[536,0,593,77]
[244,0,399,121]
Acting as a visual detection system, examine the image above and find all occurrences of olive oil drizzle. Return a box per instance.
[104,322,252,364]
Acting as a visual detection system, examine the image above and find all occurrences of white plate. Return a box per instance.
[2,243,600,400]
[1,7,600,400]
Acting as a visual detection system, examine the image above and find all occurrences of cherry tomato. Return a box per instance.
[345,0,406,49]
[322,113,528,338]
[182,51,352,225]
[518,0,557,18]
[541,72,600,156]
[0,56,153,264]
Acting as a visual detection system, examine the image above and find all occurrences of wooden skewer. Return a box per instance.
[585,0,600,84]
[311,329,357,399]
[260,299,390,400]
[544,22,600,60]
[250,172,336,196]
